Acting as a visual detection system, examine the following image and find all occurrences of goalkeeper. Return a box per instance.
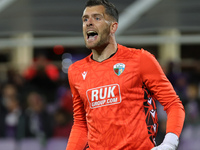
[66,0,185,150]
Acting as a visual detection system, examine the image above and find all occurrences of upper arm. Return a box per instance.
[140,50,180,109]
[68,65,87,126]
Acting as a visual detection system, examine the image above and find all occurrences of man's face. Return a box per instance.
[82,5,112,50]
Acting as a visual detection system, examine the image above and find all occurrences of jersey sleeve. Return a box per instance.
[140,50,185,137]
[66,65,88,150]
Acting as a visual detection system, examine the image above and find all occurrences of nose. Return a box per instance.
[86,18,93,27]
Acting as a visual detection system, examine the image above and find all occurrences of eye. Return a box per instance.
[95,17,100,21]
[83,18,88,22]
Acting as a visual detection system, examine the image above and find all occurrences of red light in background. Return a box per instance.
[53,45,64,55]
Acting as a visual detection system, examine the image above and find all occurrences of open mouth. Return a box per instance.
[87,31,98,41]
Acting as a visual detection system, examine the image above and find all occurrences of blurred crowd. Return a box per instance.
[156,61,200,150]
[0,54,73,143]
[0,55,200,149]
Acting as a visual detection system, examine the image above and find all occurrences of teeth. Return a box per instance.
[87,31,97,34]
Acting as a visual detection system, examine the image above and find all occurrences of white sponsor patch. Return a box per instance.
[86,84,122,109]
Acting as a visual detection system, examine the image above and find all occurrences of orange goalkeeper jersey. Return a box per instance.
[66,44,185,150]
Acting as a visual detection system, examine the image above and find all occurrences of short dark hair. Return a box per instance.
[85,0,119,22]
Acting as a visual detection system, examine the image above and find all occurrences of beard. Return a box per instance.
[85,36,109,50]
[84,27,110,50]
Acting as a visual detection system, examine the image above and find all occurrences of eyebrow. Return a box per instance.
[82,13,104,19]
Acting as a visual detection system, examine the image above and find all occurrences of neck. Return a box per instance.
[91,39,117,62]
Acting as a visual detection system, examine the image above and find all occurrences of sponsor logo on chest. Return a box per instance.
[86,84,122,109]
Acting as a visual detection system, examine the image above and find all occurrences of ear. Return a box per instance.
[110,22,118,34]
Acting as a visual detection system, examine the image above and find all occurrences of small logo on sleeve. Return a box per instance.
[113,63,125,76]
[86,84,122,109]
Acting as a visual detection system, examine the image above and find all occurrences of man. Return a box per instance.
[66,0,185,149]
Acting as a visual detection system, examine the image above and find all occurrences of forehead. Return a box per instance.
[83,5,106,17]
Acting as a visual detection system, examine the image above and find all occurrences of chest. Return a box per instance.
[74,58,142,109]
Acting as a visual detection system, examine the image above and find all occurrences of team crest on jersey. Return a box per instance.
[113,63,125,76]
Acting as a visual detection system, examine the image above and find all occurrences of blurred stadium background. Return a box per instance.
[0,0,200,149]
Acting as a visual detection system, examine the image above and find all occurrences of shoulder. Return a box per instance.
[118,44,151,58]
[68,54,91,73]
[68,54,92,83]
